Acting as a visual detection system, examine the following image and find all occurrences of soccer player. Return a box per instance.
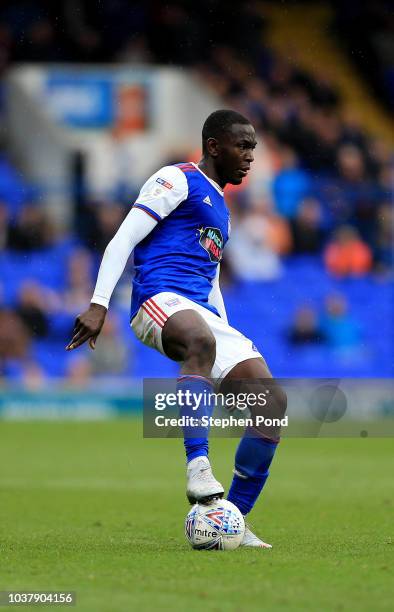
[66,110,286,548]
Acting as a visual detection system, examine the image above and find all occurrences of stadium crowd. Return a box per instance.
[0,1,392,385]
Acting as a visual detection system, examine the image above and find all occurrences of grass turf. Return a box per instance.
[0,420,393,611]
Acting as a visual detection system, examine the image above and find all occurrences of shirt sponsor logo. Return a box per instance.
[156,177,173,190]
[198,226,224,262]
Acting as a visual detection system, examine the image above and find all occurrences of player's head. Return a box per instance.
[202,109,256,185]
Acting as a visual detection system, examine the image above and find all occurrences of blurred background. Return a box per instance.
[0,0,392,414]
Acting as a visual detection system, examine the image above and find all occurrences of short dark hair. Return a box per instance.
[202,109,251,153]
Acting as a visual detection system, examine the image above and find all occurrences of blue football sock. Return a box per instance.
[177,375,214,463]
[227,429,278,516]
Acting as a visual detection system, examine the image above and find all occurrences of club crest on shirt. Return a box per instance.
[198,226,224,262]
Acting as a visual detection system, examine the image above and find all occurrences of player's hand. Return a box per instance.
[66,303,107,351]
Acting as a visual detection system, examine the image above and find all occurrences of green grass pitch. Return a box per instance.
[0,420,393,611]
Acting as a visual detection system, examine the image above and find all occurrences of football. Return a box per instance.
[185,499,245,550]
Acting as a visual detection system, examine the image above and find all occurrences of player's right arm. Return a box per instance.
[66,207,157,351]
[66,166,188,351]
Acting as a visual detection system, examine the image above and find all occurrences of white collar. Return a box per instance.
[191,162,224,195]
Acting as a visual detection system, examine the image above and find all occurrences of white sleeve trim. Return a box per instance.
[208,264,228,323]
[134,165,188,220]
[91,206,157,309]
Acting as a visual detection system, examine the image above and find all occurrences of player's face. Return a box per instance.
[217,124,257,185]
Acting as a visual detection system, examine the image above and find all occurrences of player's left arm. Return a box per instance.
[208,264,228,323]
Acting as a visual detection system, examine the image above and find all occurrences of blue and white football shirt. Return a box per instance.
[130,162,230,320]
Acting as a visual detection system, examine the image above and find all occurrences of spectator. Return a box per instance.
[226,204,291,281]
[291,197,326,254]
[0,307,47,386]
[321,294,362,351]
[324,225,372,277]
[89,314,129,375]
[15,281,50,338]
[117,34,152,64]
[334,144,379,239]
[337,144,366,183]
[308,108,341,169]
[0,308,31,361]
[83,201,126,253]
[272,147,311,218]
[7,204,53,251]
[63,249,94,314]
[0,200,8,250]
[65,354,93,387]
[288,306,324,345]
[20,361,46,390]
[374,202,394,272]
